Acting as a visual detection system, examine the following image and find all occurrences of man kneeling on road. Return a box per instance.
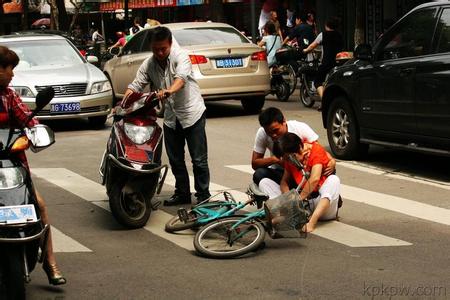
[259,132,341,232]
[252,107,335,186]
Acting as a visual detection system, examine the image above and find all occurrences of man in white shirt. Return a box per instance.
[125,26,210,206]
[252,107,335,185]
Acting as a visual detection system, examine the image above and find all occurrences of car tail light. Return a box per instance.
[189,55,208,64]
[79,49,86,57]
[251,51,267,61]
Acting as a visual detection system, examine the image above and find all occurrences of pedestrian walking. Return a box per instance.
[124,26,211,206]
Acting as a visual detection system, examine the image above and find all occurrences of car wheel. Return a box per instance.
[89,115,107,129]
[241,96,265,114]
[326,97,368,159]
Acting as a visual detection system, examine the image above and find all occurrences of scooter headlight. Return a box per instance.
[124,123,155,145]
[0,168,25,190]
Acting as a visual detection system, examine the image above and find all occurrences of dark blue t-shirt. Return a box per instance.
[288,23,315,49]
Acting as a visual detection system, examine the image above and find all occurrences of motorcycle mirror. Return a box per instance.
[35,86,55,112]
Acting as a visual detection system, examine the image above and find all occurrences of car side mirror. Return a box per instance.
[86,55,99,64]
[354,44,373,61]
[109,47,121,56]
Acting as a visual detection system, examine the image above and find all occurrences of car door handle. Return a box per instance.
[399,67,415,76]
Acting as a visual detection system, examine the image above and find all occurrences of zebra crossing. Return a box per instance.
[32,164,450,253]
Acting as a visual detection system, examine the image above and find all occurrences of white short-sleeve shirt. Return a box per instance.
[253,120,319,155]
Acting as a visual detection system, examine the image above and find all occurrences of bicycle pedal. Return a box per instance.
[177,208,189,223]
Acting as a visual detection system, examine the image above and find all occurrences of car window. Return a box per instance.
[376,8,438,60]
[122,30,147,55]
[172,27,249,46]
[2,39,83,69]
[435,8,450,53]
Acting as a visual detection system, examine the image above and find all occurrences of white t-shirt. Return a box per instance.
[253,120,319,155]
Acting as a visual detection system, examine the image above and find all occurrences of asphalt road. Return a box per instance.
[25,96,450,300]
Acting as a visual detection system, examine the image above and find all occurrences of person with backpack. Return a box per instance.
[258,21,282,67]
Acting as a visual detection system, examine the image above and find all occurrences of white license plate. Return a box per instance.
[216,58,243,68]
[50,102,81,113]
[0,205,37,224]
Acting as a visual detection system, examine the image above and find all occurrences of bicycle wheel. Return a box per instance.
[300,74,315,108]
[194,216,266,259]
[165,209,198,233]
[280,64,297,95]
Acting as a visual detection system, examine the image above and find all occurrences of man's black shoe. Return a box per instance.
[164,194,191,206]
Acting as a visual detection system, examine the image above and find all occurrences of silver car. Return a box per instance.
[104,22,271,113]
[0,34,113,127]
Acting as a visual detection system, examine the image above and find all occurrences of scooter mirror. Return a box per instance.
[27,124,55,153]
[35,86,55,112]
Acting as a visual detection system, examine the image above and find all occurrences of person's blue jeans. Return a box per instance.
[163,113,210,200]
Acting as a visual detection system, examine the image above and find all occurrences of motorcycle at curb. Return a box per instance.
[269,65,291,102]
[0,87,55,299]
[298,51,353,108]
[100,91,168,229]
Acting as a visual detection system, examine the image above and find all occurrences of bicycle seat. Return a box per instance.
[247,183,269,209]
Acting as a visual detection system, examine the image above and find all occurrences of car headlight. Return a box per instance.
[90,81,112,94]
[0,168,25,189]
[124,123,155,145]
[11,86,35,98]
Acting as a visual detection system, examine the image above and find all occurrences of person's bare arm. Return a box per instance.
[257,39,266,47]
[280,169,291,194]
[157,78,185,100]
[303,41,318,53]
[323,152,336,176]
[251,151,280,170]
[299,164,322,200]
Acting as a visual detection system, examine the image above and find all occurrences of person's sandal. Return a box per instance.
[43,261,67,285]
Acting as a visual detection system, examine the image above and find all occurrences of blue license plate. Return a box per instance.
[0,205,37,224]
[50,102,81,113]
[216,58,243,68]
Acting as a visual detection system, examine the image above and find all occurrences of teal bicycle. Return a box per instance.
[164,188,269,233]
[193,155,314,259]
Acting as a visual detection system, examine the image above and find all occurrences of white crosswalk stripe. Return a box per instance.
[52,227,92,252]
[34,167,413,249]
[336,161,450,190]
[226,165,450,227]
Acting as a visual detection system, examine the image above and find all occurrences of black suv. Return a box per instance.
[322,1,450,159]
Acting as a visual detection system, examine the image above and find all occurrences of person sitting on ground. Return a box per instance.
[302,16,343,100]
[257,21,282,67]
[259,132,341,233]
[0,45,66,285]
[252,107,335,186]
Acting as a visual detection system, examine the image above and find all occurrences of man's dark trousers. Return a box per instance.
[163,113,210,200]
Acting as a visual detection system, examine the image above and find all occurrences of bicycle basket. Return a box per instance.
[264,189,310,238]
